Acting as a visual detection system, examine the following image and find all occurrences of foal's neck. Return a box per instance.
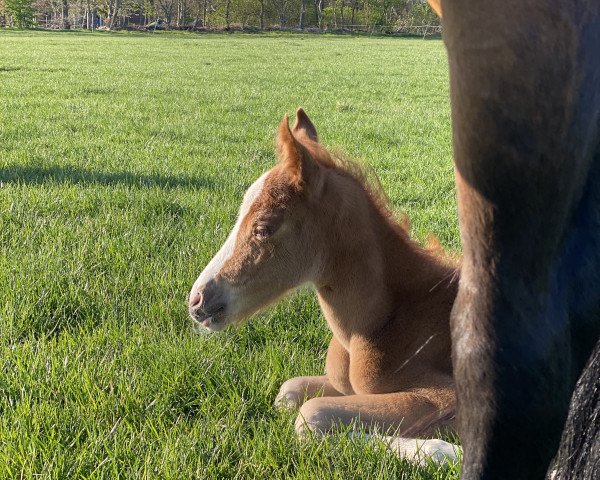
[313,174,456,346]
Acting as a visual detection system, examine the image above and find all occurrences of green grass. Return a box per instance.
[0,30,459,478]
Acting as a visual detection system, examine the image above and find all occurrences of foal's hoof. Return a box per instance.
[294,398,332,438]
[274,391,303,410]
[294,414,323,439]
[274,378,310,410]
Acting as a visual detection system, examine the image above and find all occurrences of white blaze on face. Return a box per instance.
[190,172,269,295]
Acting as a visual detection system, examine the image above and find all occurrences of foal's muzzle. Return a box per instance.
[188,281,227,330]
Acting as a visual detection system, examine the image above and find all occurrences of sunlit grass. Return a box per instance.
[0,30,458,478]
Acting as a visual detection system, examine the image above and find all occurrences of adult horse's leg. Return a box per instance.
[441,1,600,478]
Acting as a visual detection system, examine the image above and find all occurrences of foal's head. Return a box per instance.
[189,109,336,331]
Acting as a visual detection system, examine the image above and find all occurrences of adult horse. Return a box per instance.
[428,1,600,479]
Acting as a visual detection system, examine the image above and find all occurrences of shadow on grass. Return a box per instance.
[0,164,214,190]
[0,66,23,72]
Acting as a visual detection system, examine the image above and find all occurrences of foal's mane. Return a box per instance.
[301,138,394,215]
[299,137,459,268]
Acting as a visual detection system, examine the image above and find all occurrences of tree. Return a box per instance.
[176,0,187,26]
[107,0,120,28]
[61,0,69,28]
[5,0,35,27]
[155,0,174,24]
[271,0,290,27]
[0,0,6,24]
[298,0,305,29]
[313,0,323,29]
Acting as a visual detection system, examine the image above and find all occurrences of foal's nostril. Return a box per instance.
[189,291,203,309]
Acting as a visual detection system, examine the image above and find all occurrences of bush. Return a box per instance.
[5,0,35,28]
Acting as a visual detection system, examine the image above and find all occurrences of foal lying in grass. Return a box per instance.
[188,109,460,463]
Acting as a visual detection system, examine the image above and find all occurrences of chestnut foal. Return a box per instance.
[189,109,460,462]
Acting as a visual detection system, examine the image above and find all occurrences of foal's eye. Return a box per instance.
[253,225,273,239]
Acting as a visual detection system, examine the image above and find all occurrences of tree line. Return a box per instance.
[0,0,439,33]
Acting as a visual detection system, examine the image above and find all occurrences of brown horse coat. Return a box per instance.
[189,110,461,445]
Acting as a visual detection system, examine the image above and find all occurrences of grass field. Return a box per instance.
[0,30,459,479]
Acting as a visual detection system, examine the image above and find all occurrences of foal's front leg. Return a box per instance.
[275,336,351,409]
[275,375,343,409]
[294,390,442,437]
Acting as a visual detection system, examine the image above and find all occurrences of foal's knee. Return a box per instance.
[294,398,334,437]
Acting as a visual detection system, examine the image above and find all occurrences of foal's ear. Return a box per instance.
[277,114,319,186]
[291,108,318,142]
